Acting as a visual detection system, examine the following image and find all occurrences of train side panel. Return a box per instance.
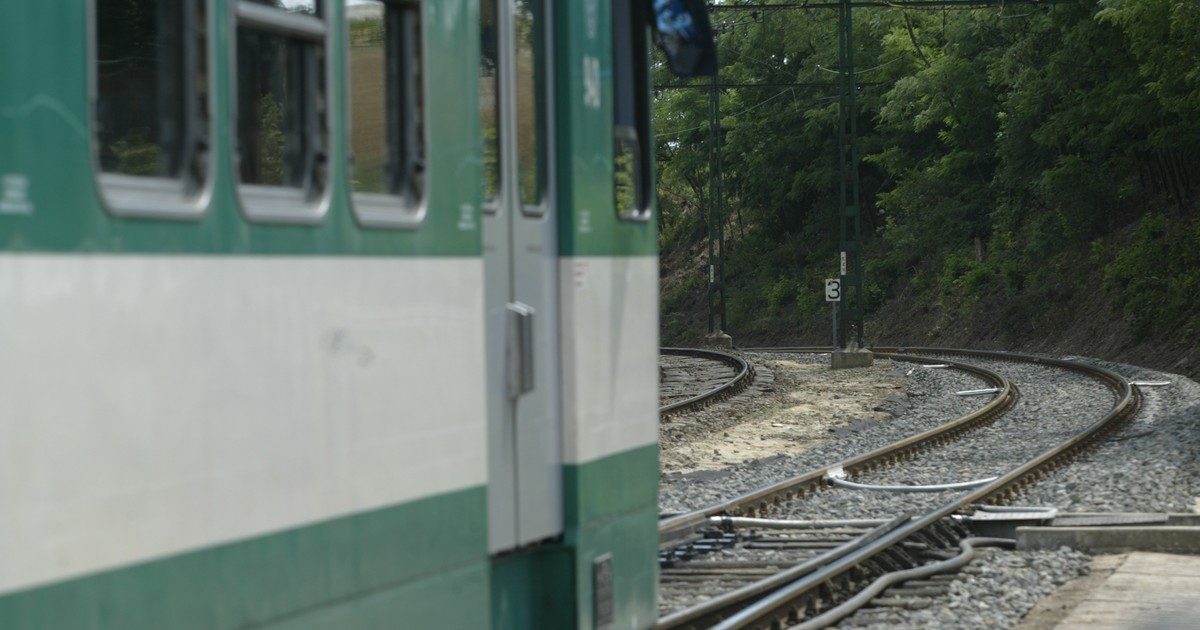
[0,1,492,627]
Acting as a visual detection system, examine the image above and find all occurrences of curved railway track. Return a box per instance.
[660,347,755,416]
[657,347,1141,629]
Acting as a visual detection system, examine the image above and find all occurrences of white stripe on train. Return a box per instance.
[0,254,487,594]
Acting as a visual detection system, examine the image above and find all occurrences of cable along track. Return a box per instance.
[656,347,1140,629]
[660,347,755,417]
[659,351,1016,545]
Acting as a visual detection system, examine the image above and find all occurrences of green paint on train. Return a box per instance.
[0,1,663,627]
[0,0,658,259]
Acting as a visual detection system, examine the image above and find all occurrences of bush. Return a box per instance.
[1103,213,1200,338]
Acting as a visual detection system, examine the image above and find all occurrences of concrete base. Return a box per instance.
[1017,525,1200,554]
[831,343,873,370]
[705,330,733,350]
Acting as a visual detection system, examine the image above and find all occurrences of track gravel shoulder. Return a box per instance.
[660,352,990,513]
[661,353,904,475]
[1011,356,1200,513]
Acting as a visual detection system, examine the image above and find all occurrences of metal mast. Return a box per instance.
[707,70,729,334]
[836,0,864,347]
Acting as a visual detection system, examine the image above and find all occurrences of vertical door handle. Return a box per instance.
[506,302,535,397]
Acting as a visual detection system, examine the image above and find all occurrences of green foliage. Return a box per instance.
[763,276,800,316]
[109,134,164,177]
[256,94,286,184]
[1103,214,1200,338]
[1097,1,1200,124]
[614,148,637,215]
[656,0,1200,341]
[349,17,385,47]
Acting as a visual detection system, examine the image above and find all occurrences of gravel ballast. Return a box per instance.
[663,351,1200,519]
[1011,356,1200,513]
[660,352,990,513]
[768,356,1118,521]
[657,349,1200,628]
[828,547,1092,629]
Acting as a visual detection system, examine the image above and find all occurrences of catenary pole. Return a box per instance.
[707,71,719,334]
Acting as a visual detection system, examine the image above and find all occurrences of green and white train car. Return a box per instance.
[0,0,669,627]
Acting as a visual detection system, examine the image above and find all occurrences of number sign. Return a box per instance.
[825,278,841,302]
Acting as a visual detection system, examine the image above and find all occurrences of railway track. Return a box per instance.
[659,347,756,416]
[656,347,1141,629]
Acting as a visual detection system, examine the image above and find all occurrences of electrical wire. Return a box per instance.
[657,88,802,137]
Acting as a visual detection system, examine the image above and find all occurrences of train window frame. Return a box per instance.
[230,0,332,225]
[344,0,427,229]
[88,0,214,220]
[611,0,653,222]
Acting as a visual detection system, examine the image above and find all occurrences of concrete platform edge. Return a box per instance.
[1017,525,1200,554]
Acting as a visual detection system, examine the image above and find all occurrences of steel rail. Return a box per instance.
[660,347,755,416]
[754,536,1016,630]
[659,352,1015,546]
[657,347,1139,629]
[656,516,912,629]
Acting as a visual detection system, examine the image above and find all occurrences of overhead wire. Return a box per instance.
[652,87,801,137]
[815,53,908,75]
[657,83,869,140]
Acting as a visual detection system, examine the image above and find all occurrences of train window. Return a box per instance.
[346,0,426,226]
[612,0,651,220]
[480,0,501,212]
[234,0,329,222]
[514,0,546,213]
[93,0,210,218]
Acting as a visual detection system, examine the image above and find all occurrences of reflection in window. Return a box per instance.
[513,0,544,207]
[235,0,326,192]
[237,30,310,186]
[479,0,500,204]
[96,0,203,180]
[246,0,317,14]
[612,0,650,217]
[347,0,424,203]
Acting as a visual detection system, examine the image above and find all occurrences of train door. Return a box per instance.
[481,0,561,552]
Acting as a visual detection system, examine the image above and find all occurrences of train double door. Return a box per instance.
[481,0,561,552]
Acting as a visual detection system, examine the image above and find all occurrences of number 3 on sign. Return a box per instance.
[825,279,842,302]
